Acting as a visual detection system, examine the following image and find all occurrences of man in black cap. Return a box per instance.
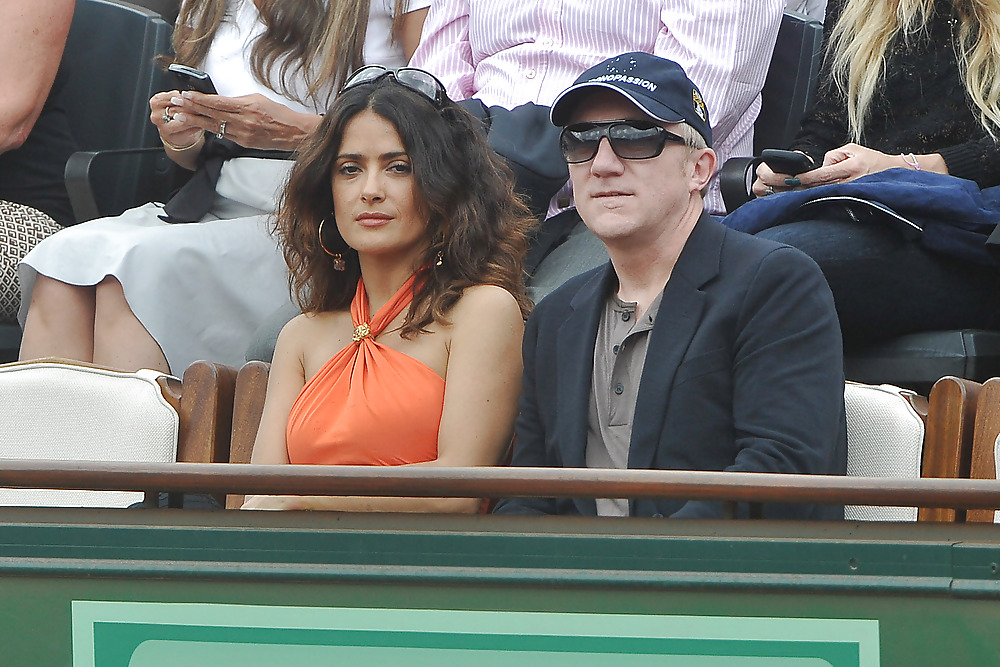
[495,53,847,519]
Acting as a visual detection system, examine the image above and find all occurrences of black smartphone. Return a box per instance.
[167,63,217,95]
[760,149,816,176]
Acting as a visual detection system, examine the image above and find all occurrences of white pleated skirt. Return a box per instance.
[18,158,296,374]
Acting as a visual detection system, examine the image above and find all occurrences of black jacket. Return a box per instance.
[496,214,847,519]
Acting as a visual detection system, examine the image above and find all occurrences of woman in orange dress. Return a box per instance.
[243,66,534,512]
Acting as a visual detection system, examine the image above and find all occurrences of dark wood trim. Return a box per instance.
[0,461,999,512]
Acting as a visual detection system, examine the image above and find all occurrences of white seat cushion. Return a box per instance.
[0,361,178,507]
[844,382,925,522]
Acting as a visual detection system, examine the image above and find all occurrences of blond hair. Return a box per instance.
[829,0,1000,141]
[674,122,708,150]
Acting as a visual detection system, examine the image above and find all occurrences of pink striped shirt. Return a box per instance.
[410,0,783,213]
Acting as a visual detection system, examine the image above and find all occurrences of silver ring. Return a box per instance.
[216,120,227,139]
[764,186,775,196]
[162,106,173,123]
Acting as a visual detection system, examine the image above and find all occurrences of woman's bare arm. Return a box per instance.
[247,317,311,466]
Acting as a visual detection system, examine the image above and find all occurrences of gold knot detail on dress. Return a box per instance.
[352,322,372,342]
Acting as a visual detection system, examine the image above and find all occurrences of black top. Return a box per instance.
[790,0,1000,188]
[0,63,77,226]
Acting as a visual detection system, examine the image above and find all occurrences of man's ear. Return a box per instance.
[689,147,717,193]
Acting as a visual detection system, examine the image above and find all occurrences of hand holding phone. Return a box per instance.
[167,63,217,95]
[760,149,816,176]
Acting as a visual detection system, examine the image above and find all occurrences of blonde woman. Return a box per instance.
[748,0,1000,345]
[758,0,1000,193]
[18,0,429,374]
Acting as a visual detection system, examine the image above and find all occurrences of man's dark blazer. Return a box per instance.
[495,213,847,519]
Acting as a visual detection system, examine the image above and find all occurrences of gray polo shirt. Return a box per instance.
[585,289,663,516]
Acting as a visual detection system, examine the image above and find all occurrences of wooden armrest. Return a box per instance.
[967,377,1000,522]
[226,361,271,509]
[176,361,238,465]
[920,376,982,522]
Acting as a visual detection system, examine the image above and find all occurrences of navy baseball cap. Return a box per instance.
[550,52,712,147]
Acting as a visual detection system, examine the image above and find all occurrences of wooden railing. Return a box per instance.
[1,461,999,518]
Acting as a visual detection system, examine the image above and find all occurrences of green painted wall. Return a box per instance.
[1,509,998,666]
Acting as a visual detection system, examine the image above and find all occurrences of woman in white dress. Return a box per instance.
[17,0,429,374]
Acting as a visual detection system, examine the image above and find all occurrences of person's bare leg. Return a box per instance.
[19,275,96,362]
[93,276,169,373]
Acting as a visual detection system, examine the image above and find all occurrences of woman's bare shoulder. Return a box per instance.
[455,284,521,313]
[277,310,352,346]
[449,284,524,328]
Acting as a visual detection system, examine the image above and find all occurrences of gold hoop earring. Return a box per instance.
[318,217,345,270]
[317,218,335,256]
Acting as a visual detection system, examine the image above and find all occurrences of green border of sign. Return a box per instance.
[72,602,879,667]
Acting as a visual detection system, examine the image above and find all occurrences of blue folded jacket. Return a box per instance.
[721,168,1000,269]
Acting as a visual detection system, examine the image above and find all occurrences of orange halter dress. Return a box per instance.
[285,275,445,465]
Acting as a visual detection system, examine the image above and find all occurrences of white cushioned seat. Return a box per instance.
[0,361,178,507]
[844,382,925,522]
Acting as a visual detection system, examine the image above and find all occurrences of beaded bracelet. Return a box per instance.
[900,152,921,170]
[161,133,203,152]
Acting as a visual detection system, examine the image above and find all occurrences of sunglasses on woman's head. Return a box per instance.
[559,120,687,164]
[341,65,447,108]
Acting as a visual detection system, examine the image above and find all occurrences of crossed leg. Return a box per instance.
[20,274,169,373]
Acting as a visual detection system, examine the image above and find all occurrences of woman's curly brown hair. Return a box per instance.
[273,75,535,337]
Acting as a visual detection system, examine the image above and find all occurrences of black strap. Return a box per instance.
[159,136,293,223]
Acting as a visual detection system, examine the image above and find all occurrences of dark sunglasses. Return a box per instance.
[341,65,447,108]
[559,120,686,164]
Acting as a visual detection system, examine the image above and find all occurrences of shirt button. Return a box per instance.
[612,344,619,354]
[621,311,631,322]
[525,68,536,79]
[614,383,624,395]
